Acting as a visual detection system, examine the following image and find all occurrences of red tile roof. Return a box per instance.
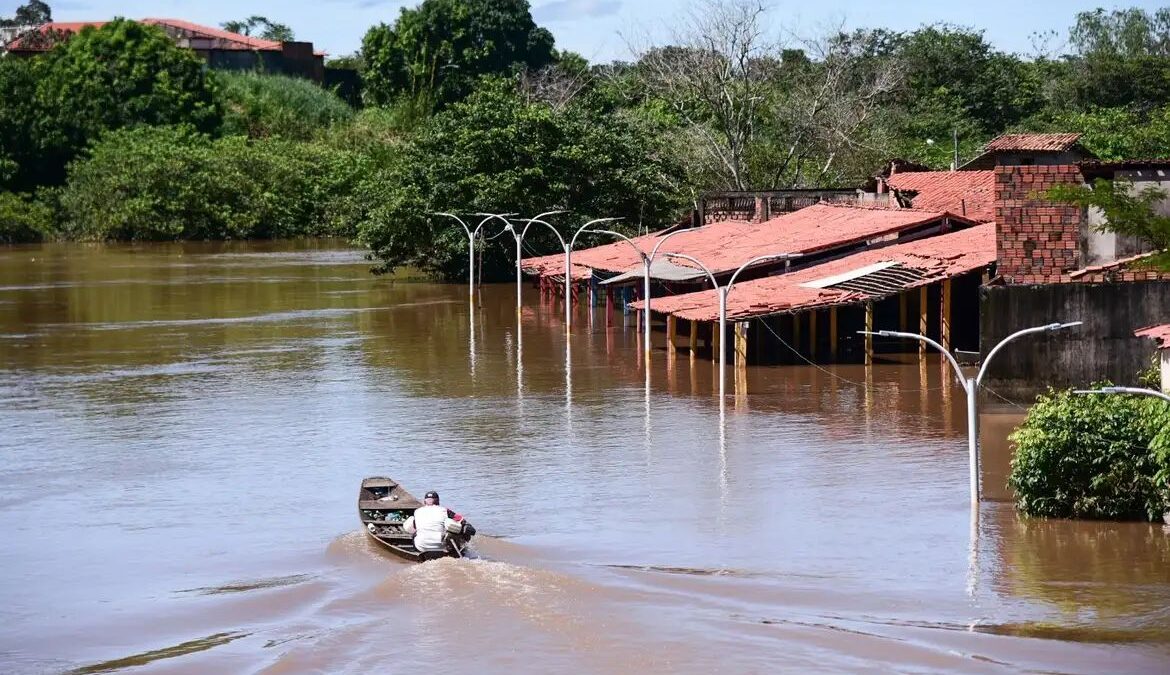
[522,202,972,281]
[7,18,284,51]
[983,133,1083,153]
[1135,324,1170,350]
[632,222,996,322]
[885,170,995,222]
[1067,251,1162,279]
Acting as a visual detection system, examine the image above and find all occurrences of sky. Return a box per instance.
[2,0,1165,61]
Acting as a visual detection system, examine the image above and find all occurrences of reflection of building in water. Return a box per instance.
[984,505,1170,637]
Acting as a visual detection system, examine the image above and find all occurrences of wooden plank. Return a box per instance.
[864,301,874,366]
[666,315,677,351]
[829,307,838,360]
[918,286,928,358]
[941,279,952,352]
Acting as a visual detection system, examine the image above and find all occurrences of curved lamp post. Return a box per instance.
[860,321,1082,505]
[1074,386,1170,404]
[585,227,699,359]
[504,210,567,316]
[433,212,515,303]
[663,252,799,404]
[564,218,622,330]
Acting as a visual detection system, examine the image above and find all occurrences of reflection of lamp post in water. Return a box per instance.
[584,227,699,360]
[661,252,800,404]
[859,322,1082,505]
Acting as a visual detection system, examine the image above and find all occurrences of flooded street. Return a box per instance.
[1,240,1168,674]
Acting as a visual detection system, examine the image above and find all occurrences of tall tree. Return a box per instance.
[360,0,555,107]
[1,0,51,27]
[221,16,294,42]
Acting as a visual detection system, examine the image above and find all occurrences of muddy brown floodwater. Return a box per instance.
[1,240,1168,674]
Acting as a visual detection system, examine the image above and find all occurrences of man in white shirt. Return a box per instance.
[402,490,461,554]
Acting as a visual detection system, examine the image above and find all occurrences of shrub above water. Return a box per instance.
[1009,387,1170,521]
[218,71,355,141]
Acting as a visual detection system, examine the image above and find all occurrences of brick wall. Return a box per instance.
[994,165,1083,284]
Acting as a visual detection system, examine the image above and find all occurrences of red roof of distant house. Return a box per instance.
[633,222,996,322]
[7,18,285,51]
[1135,324,1170,350]
[885,170,995,222]
[983,133,1083,153]
[1067,251,1162,279]
[522,202,974,281]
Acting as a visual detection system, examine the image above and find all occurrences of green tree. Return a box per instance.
[1,19,221,189]
[1,0,51,26]
[218,71,354,140]
[1048,177,1170,270]
[1049,8,1170,111]
[1009,387,1169,521]
[355,78,686,279]
[221,16,294,42]
[360,0,555,107]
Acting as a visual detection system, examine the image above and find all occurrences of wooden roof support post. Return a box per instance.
[735,320,749,371]
[793,313,802,357]
[809,311,817,360]
[666,314,677,351]
[689,319,698,360]
[605,287,613,327]
[829,306,839,361]
[941,278,953,353]
[711,320,720,363]
[899,291,908,332]
[864,302,874,366]
[918,286,928,359]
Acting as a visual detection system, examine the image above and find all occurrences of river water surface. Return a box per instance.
[1,240,1168,674]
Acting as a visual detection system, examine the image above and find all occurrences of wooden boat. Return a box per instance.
[358,477,475,562]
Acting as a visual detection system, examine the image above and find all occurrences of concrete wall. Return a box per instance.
[1081,168,1166,265]
[979,281,1170,400]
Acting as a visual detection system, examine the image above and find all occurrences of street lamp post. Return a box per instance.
[434,212,515,303]
[662,252,799,404]
[1074,386,1170,404]
[585,227,694,359]
[860,321,1082,504]
[565,219,622,330]
[504,211,566,316]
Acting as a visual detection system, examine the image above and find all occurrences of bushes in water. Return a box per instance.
[218,71,355,141]
[0,190,60,243]
[1009,386,1170,521]
[60,126,368,241]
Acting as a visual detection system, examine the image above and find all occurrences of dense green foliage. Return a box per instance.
[354,79,685,279]
[0,191,57,243]
[60,126,365,240]
[0,19,220,190]
[218,71,355,140]
[1009,387,1170,521]
[360,0,554,107]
